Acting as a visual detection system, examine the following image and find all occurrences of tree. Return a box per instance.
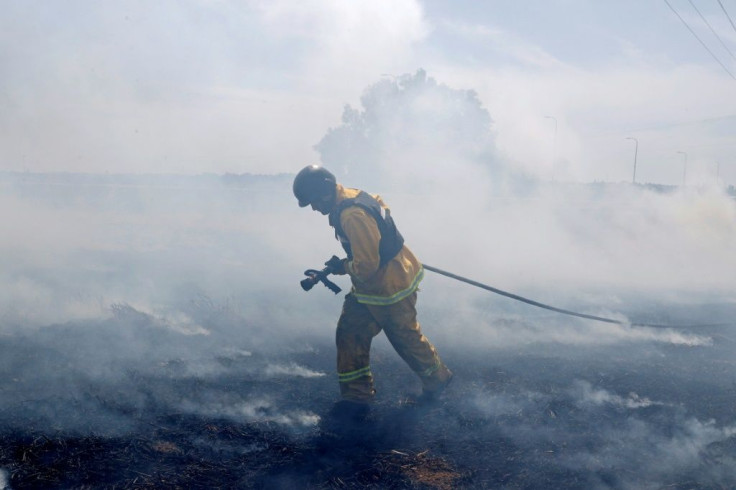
[315,69,500,191]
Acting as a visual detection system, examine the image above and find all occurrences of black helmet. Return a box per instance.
[293,165,336,207]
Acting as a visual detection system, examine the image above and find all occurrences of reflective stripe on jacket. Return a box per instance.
[331,184,423,305]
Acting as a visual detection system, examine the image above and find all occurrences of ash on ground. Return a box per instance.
[2,308,736,489]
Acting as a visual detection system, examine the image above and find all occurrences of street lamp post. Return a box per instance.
[677,151,688,186]
[626,137,638,183]
[544,116,557,179]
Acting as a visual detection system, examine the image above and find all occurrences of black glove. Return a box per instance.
[324,255,347,275]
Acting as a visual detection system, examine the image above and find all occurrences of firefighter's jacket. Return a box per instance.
[329,184,424,306]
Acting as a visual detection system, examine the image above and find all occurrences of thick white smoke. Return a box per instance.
[2,72,734,348]
[313,70,736,349]
[0,73,734,450]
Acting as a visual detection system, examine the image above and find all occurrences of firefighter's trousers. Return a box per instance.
[336,292,451,403]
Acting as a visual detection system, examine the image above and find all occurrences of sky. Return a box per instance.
[1,0,735,185]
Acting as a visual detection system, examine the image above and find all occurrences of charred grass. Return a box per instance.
[2,328,736,488]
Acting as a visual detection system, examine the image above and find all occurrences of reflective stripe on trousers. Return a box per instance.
[336,291,448,403]
[338,365,372,383]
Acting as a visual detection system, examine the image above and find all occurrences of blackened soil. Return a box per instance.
[2,323,736,489]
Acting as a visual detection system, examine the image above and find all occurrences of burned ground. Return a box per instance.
[2,309,736,489]
[2,174,736,488]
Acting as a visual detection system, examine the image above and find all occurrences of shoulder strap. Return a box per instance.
[329,191,404,267]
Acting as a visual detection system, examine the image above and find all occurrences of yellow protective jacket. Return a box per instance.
[331,184,424,306]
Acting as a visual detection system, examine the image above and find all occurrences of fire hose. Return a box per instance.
[301,262,731,329]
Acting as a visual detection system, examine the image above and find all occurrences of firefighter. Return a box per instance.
[293,165,453,411]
